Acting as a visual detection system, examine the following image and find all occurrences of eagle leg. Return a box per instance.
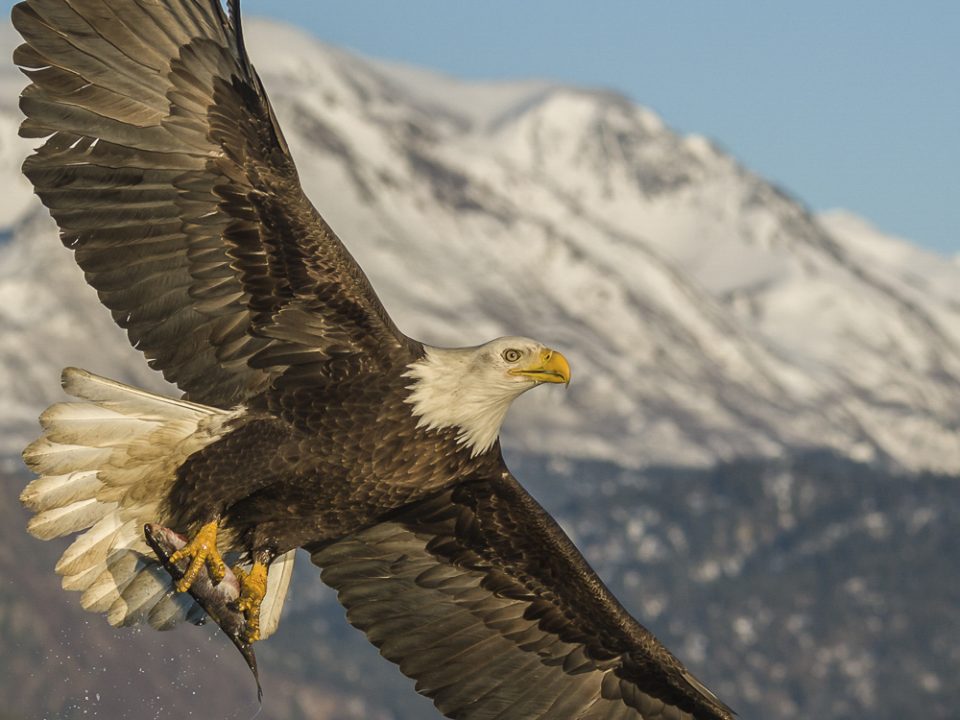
[232,558,268,644]
[167,518,227,593]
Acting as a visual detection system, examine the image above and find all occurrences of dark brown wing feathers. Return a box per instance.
[313,469,734,720]
[14,0,412,407]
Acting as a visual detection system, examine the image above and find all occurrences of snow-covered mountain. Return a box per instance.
[3,19,960,473]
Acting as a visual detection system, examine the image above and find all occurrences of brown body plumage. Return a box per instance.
[166,366,501,558]
[14,1,735,718]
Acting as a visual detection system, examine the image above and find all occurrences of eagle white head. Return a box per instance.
[404,336,571,457]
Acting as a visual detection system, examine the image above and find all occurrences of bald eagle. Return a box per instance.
[14,1,735,718]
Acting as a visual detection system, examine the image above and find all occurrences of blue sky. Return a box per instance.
[6,1,958,253]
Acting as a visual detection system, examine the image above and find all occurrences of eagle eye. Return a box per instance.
[502,348,522,363]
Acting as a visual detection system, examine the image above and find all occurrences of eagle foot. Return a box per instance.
[167,519,227,593]
[232,561,268,644]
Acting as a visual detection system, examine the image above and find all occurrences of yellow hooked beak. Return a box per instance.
[509,347,571,385]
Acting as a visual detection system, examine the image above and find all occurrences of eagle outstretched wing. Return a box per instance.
[14,0,412,408]
[313,468,734,720]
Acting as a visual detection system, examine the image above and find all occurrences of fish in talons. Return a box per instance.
[167,518,228,592]
[144,524,262,700]
[232,560,269,644]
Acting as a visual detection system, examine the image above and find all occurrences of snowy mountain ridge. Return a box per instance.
[2,19,960,472]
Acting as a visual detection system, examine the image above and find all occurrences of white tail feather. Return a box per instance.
[21,470,101,512]
[27,498,118,540]
[109,567,171,627]
[22,368,291,633]
[24,441,115,475]
[148,590,202,631]
[55,514,130,576]
[259,549,297,638]
[61,562,104,592]
[81,552,146,614]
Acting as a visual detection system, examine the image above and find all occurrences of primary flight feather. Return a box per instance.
[14,1,734,718]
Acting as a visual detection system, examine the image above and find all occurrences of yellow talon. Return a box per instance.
[168,519,227,593]
[233,561,268,644]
